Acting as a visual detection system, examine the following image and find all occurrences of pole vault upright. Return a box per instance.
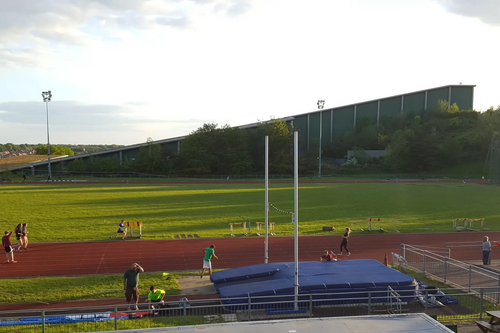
[264,135,269,263]
[293,131,299,309]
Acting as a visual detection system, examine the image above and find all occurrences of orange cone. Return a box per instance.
[384,253,388,266]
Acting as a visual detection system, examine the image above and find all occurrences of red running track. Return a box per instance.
[2,232,497,279]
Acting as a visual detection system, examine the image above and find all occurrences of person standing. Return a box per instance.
[200,244,218,278]
[21,223,28,250]
[123,263,144,310]
[483,236,492,265]
[2,231,16,263]
[110,220,127,240]
[147,286,166,309]
[14,224,24,252]
[338,227,351,256]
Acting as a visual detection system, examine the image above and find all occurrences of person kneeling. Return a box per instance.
[148,286,166,310]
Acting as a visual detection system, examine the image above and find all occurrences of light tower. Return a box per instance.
[42,90,52,180]
[317,100,325,178]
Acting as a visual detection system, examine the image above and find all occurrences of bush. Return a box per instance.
[339,158,362,174]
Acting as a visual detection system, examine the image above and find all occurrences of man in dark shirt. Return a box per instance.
[123,263,144,310]
[2,231,16,263]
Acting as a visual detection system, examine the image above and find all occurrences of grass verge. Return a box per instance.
[0,272,181,304]
[1,182,499,243]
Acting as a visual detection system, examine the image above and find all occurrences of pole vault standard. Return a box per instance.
[293,131,299,309]
[264,132,299,308]
[264,135,269,264]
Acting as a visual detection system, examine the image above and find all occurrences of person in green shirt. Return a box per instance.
[123,263,144,311]
[147,286,166,309]
[200,244,218,278]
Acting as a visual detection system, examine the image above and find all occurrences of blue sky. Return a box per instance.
[0,0,499,145]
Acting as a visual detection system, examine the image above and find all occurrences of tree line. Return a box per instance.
[61,120,298,175]
[35,102,500,175]
[328,102,500,172]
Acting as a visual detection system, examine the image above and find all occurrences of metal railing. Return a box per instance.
[397,244,500,304]
[1,287,499,332]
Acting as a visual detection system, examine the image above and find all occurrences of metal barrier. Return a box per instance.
[397,244,500,304]
[2,287,500,332]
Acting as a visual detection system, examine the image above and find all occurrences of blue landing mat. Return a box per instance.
[211,259,417,299]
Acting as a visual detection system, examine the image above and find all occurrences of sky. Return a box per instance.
[0,0,499,145]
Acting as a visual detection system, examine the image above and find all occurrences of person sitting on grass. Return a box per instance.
[320,250,337,261]
[147,286,166,309]
[109,220,127,240]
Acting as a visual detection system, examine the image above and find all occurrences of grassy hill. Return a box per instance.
[0,154,50,170]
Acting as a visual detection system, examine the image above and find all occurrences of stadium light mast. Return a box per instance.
[42,90,52,180]
[317,100,325,179]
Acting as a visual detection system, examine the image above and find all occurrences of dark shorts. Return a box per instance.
[4,246,13,254]
[125,287,139,302]
[117,230,124,233]
[16,235,21,241]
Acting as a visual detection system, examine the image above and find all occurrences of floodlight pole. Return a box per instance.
[293,131,299,309]
[42,91,52,180]
[317,100,325,179]
[264,135,269,263]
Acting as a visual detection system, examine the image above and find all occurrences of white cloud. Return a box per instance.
[0,100,213,144]
[0,0,500,145]
[436,0,500,26]
[0,0,254,68]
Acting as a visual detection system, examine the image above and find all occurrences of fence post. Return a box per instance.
[114,306,118,331]
[309,294,313,318]
[480,288,484,321]
[468,265,472,292]
[497,273,500,305]
[368,291,372,315]
[183,301,187,326]
[248,296,251,321]
[444,257,447,283]
[424,290,428,314]
[423,251,426,274]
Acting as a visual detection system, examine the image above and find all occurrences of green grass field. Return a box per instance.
[1,182,499,242]
[0,272,181,304]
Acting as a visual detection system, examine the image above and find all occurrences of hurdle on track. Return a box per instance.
[351,218,402,232]
[255,222,275,236]
[229,222,247,237]
[453,218,486,231]
[124,221,143,238]
[350,218,383,231]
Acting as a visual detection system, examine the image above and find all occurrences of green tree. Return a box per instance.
[177,123,252,175]
[247,120,294,174]
[383,129,415,171]
[36,145,75,156]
